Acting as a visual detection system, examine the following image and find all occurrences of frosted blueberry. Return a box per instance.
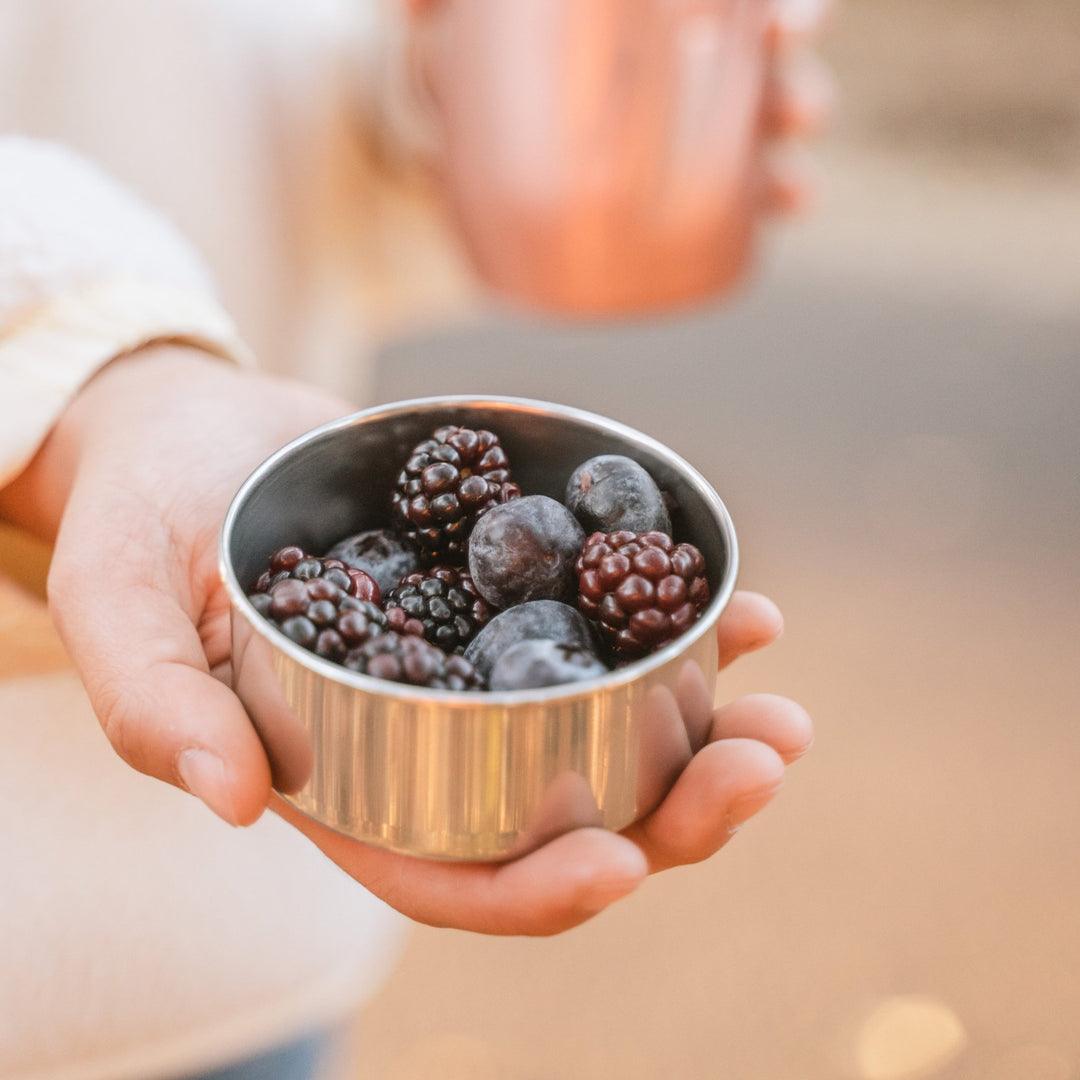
[565,454,671,535]
[468,495,586,608]
[489,639,609,691]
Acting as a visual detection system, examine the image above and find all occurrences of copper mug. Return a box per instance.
[415,0,772,315]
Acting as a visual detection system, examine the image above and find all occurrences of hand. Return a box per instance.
[760,0,837,216]
[403,0,837,211]
[272,589,812,935]
[0,344,351,825]
[400,0,835,313]
[0,344,812,934]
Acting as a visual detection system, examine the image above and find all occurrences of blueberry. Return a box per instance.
[467,495,586,608]
[463,600,599,679]
[565,455,671,535]
[489,639,609,691]
[325,528,421,595]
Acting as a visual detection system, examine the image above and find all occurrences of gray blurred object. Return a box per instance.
[220,397,738,860]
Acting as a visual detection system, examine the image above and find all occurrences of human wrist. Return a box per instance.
[0,342,236,540]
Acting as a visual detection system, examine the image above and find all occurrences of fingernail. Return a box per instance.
[580,876,643,914]
[726,780,785,831]
[178,749,240,826]
[787,732,815,763]
[579,845,648,912]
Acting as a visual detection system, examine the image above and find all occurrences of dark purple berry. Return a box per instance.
[467,495,586,608]
[325,528,422,595]
[384,566,491,654]
[248,592,273,618]
[576,531,710,659]
[392,426,521,564]
[489,639,609,691]
[280,615,317,648]
[247,547,385,661]
[463,600,600,680]
[565,455,672,535]
[269,546,305,573]
[336,601,387,648]
[268,578,309,619]
[343,631,485,691]
[291,557,324,580]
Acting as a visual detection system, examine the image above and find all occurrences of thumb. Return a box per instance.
[48,494,271,826]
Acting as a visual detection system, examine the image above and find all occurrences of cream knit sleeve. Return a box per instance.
[0,137,254,488]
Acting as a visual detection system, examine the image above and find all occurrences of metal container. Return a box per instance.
[220,396,738,860]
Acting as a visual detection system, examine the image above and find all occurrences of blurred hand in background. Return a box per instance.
[403,0,835,313]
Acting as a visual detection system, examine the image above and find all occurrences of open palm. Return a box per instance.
[14,344,811,936]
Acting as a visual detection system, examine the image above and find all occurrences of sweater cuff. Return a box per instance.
[0,277,255,488]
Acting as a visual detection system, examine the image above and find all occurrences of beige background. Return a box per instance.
[355,1,1080,1077]
[0,2,1074,1077]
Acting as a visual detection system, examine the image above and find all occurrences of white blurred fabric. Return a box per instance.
[0,0,453,396]
[0,672,408,1080]
[0,5,442,1076]
[0,137,214,330]
[0,138,259,485]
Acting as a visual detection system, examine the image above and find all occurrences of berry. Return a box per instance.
[489,639,609,692]
[384,566,492,653]
[325,528,421,595]
[576,531,710,659]
[464,600,600,680]
[342,631,485,691]
[467,494,586,608]
[565,454,672,535]
[248,547,385,662]
[392,425,521,564]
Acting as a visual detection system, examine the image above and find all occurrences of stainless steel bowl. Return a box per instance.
[220,396,738,860]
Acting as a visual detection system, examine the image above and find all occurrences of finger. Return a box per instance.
[761,51,836,139]
[761,141,823,216]
[49,502,271,826]
[710,693,814,763]
[716,590,785,670]
[621,738,786,872]
[767,0,836,51]
[273,796,648,935]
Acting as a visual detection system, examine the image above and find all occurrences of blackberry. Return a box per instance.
[342,631,485,691]
[384,566,492,654]
[391,425,521,564]
[248,546,385,662]
[576,531,710,660]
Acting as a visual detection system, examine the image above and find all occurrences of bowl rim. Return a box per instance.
[219,394,739,706]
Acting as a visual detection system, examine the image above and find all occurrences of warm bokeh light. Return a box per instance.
[856,996,967,1080]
